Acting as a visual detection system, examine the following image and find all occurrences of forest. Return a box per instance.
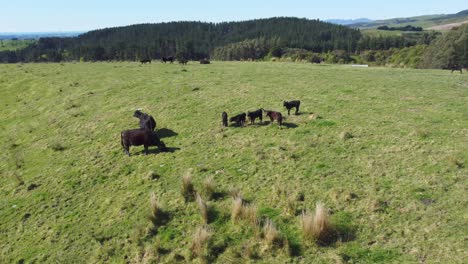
[0,17,466,68]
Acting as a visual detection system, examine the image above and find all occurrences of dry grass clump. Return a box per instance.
[150,192,160,219]
[339,131,354,140]
[228,187,241,199]
[190,225,213,260]
[262,219,285,248]
[412,129,429,139]
[301,202,331,243]
[285,192,298,216]
[203,176,216,200]
[308,113,321,120]
[242,204,259,228]
[181,170,195,202]
[448,156,464,168]
[196,193,209,224]
[231,196,244,223]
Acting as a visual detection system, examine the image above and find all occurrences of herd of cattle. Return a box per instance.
[120,101,301,156]
[140,57,210,65]
[120,100,301,156]
[223,100,301,127]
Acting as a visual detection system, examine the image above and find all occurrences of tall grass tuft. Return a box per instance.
[228,187,241,199]
[231,196,243,223]
[301,202,331,243]
[191,225,213,260]
[196,193,209,224]
[203,176,216,200]
[181,170,195,202]
[148,192,162,226]
[242,204,259,227]
[263,219,283,247]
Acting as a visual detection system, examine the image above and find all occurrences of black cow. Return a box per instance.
[450,65,463,74]
[179,58,188,65]
[140,59,151,64]
[134,110,156,131]
[200,59,211,64]
[222,111,228,127]
[247,109,263,124]
[229,113,246,127]
[162,56,174,63]
[283,100,301,115]
[121,129,167,156]
[264,110,283,127]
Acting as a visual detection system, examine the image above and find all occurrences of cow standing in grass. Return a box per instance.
[134,110,156,131]
[264,110,283,127]
[229,113,246,127]
[162,56,174,63]
[140,59,151,64]
[200,58,210,64]
[222,112,228,127]
[247,109,263,124]
[121,129,167,156]
[283,100,300,115]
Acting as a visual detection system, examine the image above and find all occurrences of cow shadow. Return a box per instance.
[141,147,181,155]
[282,122,298,128]
[157,128,178,138]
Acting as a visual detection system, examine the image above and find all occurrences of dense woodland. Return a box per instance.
[0,17,466,68]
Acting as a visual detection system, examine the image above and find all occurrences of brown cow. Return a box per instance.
[121,129,167,156]
[264,110,283,126]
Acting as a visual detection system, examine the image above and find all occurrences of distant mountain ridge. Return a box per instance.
[325,18,373,25]
[0,32,84,40]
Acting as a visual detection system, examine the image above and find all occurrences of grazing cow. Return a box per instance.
[264,110,283,127]
[247,109,263,124]
[179,58,188,65]
[162,56,174,63]
[121,129,167,156]
[200,58,210,64]
[134,110,156,131]
[283,100,301,115]
[229,113,246,127]
[140,59,151,64]
[222,111,228,127]
[451,65,462,74]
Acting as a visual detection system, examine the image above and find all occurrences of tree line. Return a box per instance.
[0,18,465,69]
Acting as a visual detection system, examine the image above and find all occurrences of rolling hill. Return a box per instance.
[349,9,468,30]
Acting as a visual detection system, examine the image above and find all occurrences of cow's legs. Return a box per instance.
[144,145,149,155]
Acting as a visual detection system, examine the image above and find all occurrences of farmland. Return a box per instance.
[0,61,467,263]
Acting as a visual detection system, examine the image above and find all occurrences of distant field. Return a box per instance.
[0,62,467,263]
[0,39,35,51]
[351,11,468,31]
[428,20,468,30]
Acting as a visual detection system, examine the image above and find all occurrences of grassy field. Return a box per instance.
[0,39,35,51]
[1,61,467,263]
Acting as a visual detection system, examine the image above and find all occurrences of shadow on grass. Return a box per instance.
[282,122,298,128]
[317,212,357,246]
[157,128,178,138]
[140,147,181,155]
[212,191,227,201]
[148,210,171,229]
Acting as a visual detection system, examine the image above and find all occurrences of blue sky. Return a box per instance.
[1,0,466,32]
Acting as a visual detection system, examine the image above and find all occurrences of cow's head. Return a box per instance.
[134,110,143,118]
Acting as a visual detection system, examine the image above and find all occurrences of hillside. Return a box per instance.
[1,62,467,263]
[0,17,361,63]
[350,9,468,30]
[0,39,35,51]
